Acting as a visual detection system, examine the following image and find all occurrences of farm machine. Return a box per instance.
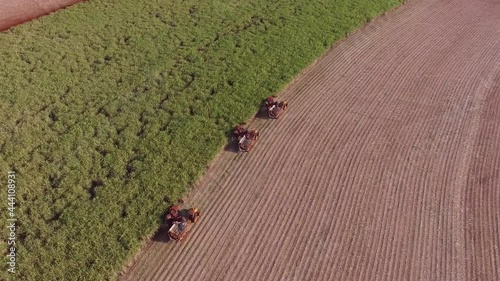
[264,96,288,119]
[165,205,201,241]
[233,124,259,152]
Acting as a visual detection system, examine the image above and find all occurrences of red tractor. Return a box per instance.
[165,205,201,241]
[264,96,288,119]
[233,124,259,152]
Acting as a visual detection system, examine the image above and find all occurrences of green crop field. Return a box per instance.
[0,0,403,280]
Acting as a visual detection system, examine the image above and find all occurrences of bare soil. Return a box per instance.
[0,0,84,31]
[117,0,499,279]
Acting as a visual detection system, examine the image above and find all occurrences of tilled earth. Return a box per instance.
[0,0,83,31]
[120,0,500,280]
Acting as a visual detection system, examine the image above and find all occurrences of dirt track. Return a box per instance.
[0,0,84,31]
[121,0,500,280]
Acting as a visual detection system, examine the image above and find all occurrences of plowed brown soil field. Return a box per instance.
[121,0,500,280]
[0,0,84,31]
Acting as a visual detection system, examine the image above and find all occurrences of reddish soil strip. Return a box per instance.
[120,0,500,280]
[0,0,84,31]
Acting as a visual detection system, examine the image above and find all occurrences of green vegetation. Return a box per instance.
[0,0,402,279]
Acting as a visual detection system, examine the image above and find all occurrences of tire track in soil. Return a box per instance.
[120,0,500,280]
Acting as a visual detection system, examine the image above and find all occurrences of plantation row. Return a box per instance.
[0,0,403,280]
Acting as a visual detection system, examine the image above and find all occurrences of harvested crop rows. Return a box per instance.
[0,0,84,31]
[133,0,498,280]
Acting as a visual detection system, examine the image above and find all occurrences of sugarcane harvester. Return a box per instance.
[165,205,201,241]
